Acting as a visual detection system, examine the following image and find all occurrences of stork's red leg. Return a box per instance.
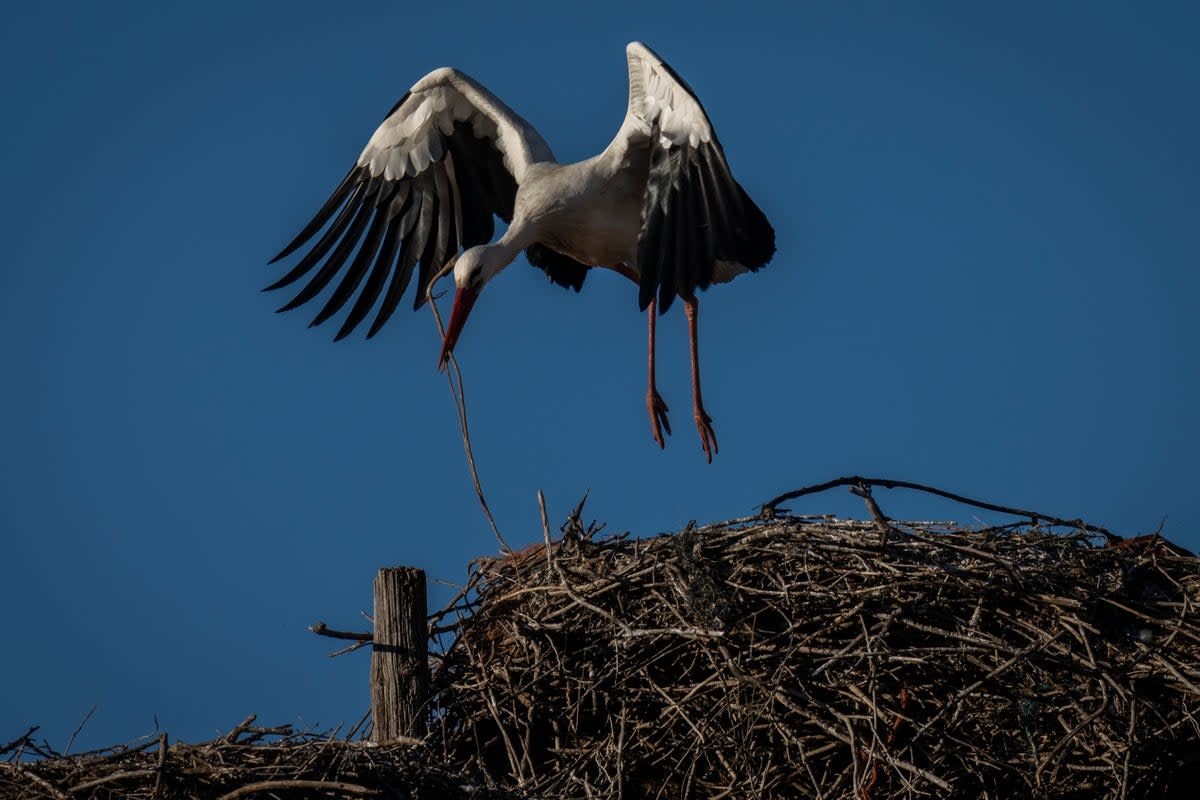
[611,263,672,450]
[646,298,671,448]
[684,297,718,463]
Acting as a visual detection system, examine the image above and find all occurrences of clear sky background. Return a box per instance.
[2,2,1197,751]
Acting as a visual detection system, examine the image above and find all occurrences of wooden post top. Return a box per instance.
[369,567,429,742]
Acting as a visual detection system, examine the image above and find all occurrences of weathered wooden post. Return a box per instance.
[370,566,429,742]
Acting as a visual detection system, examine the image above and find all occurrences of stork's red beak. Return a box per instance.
[438,286,479,370]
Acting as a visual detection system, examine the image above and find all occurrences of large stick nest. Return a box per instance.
[7,485,1200,800]
[429,504,1200,799]
[1,718,522,799]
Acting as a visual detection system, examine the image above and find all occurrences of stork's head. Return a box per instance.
[437,244,510,369]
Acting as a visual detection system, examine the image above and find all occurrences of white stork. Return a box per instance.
[268,42,775,462]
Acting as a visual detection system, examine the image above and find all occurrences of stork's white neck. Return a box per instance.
[494,221,536,259]
[484,224,536,280]
[454,222,538,290]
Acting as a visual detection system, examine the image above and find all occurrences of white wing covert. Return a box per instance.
[268,69,553,340]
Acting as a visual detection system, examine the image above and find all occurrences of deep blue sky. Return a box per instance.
[3,2,1197,751]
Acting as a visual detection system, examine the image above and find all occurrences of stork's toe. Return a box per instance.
[647,390,672,449]
[694,408,718,463]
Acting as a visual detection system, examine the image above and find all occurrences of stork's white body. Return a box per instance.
[508,157,646,269]
[269,43,776,461]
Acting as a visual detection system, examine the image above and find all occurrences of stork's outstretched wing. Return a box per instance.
[268,68,554,340]
[609,42,776,313]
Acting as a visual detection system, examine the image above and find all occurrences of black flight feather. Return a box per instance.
[276,197,373,312]
[368,222,421,339]
[410,177,439,311]
[309,205,389,328]
[525,243,589,292]
[269,166,359,265]
[335,211,405,341]
[637,144,672,311]
[265,181,364,292]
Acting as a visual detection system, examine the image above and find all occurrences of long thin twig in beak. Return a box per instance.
[426,264,510,556]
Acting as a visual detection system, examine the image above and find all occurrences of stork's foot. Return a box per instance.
[647,390,672,449]
[694,406,718,464]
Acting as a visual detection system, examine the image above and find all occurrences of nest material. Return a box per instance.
[430,513,1200,799]
[7,502,1199,800]
[0,719,521,800]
